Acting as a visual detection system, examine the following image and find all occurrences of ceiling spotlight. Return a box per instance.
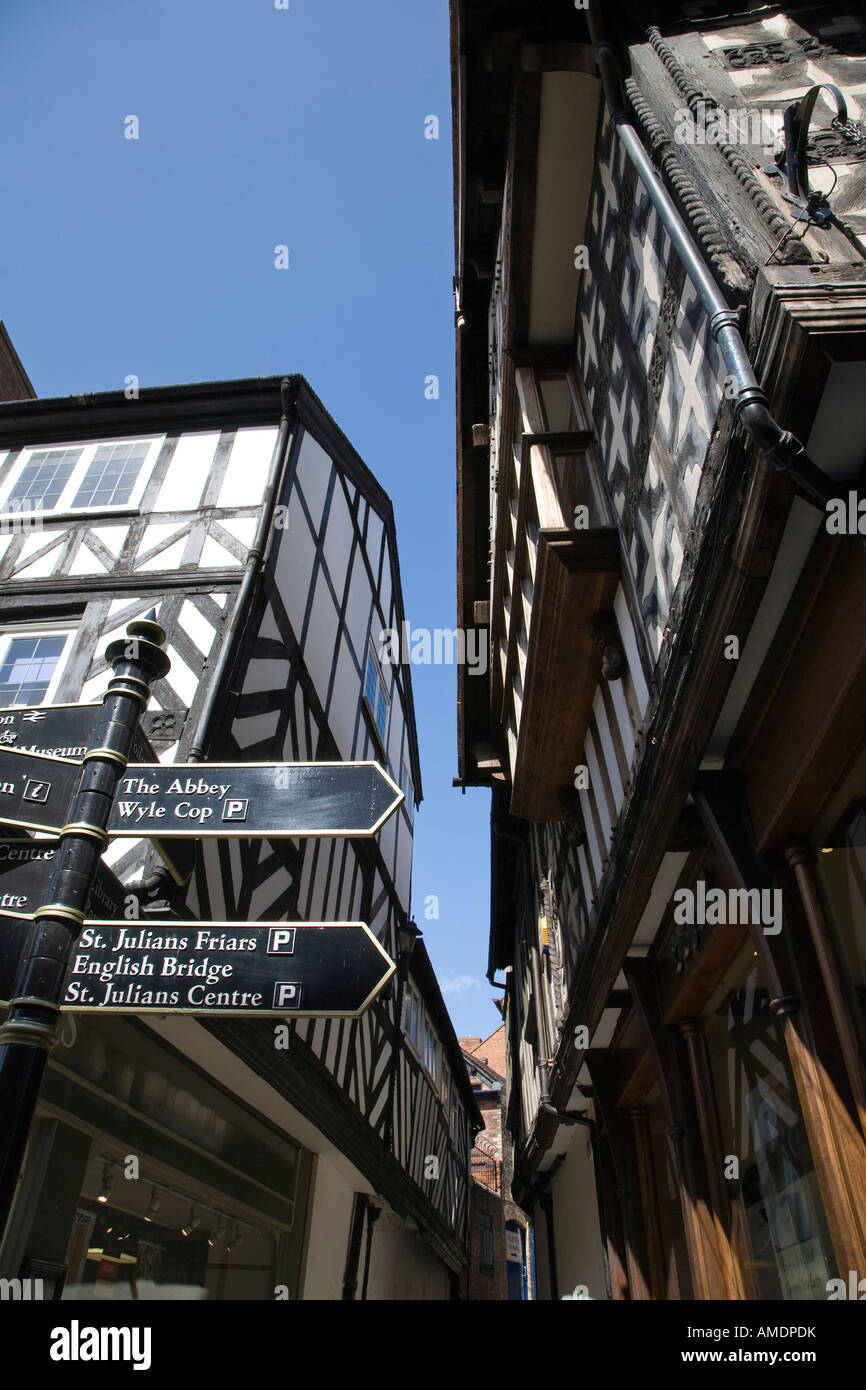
[144,1186,160,1223]
[208,1223,227,1249]
[97,1164,114,1204]
[227,1226,245,1253]
[181,1206,201,1238]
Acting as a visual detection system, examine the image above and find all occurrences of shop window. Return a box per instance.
[817,799,866,992]
[62,1156,278,1301]
[705,953,838,1299]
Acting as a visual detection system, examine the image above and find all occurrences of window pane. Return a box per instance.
[375,685,387,740]
[7,450,81,511]
[0,635,66,705]
[364,652,378,710]
[537,375,578,432]
[72,442,149,509]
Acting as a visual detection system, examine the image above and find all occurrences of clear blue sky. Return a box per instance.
[0,0,500,1041]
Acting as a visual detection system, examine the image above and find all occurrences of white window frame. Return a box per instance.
[422,1016,441,1088]
[0,624,78,709]
[0,436,164,521]
[402,980,421,1052]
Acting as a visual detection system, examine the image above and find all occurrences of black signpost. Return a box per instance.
[0,618,171,1237]
[0,618,402,1244]
[0,851,129,1007]
[0,839,128,920]
[60,919,394,1016]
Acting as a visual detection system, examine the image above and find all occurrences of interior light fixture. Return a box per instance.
[97,1163,114,1204]
[226,1223,245,1253]
[144,1186,160,1223]
[181,1206,201,1238]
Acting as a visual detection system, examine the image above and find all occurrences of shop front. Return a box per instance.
[0,1014,313,1300]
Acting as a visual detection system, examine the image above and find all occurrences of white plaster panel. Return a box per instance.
[137,537,189,572]
[178,600,219,658]
[614,584,649,715]
[199,534,244,569]
[303,577,340,707]
[273,497,317,639]
[593,687,624,811]
[218,515,257,548]
[157,432,219,511]
[322,482,354,590]
[14,534,65,576]
[329,640,360,760]
[164,645,199,705]
[345,559,373,666]
[68,545,107,576]
[295,434,332,537]
[219,427,278,508]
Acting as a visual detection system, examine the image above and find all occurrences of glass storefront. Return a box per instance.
[0,1015,312,1300]
[63,1158,277,1300]
[817,799,866,993]
[706,954,837,1300]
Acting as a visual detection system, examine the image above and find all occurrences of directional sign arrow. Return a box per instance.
[0,702,154,764]
[0,840,129,921]
[59,920,395,1017]
[107,762,404,839]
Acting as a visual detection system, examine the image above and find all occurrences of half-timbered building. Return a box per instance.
[452,0,866,1300]
[0,370,479,1299]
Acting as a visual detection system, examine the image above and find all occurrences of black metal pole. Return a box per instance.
[0,617,170,1242]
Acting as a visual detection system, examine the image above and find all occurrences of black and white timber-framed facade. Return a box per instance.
[0,370,480,1300]
[453,0,866,1302]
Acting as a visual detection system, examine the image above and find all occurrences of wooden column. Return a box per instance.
[628,1106,667,1299]
[785,841,866,1146]
[586,1052,651,1300]
[680,1019,747,1300]
[694,773,866,1279]
[624,958,731,1299]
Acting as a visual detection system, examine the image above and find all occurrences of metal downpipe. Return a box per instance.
[587,11,836,509]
